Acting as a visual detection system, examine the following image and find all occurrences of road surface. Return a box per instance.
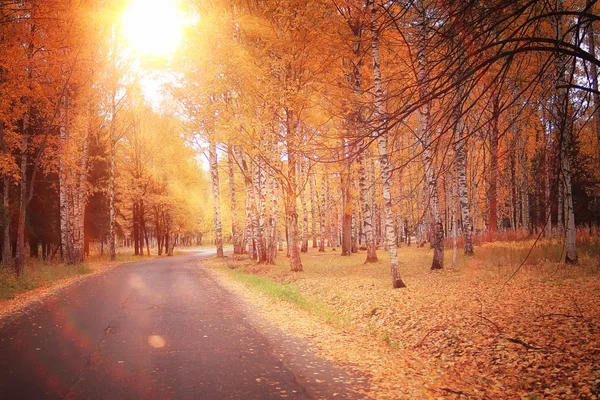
[0,251,363,399]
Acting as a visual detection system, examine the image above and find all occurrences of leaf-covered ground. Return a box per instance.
[209,240,600,399]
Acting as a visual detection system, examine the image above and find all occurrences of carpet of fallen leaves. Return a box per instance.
[210,240,600,399]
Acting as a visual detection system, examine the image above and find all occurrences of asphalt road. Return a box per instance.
[0,252,363,399]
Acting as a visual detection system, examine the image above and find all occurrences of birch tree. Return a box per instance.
[415,2,444,269]
[369,0,406,288]
[208,141,224,257]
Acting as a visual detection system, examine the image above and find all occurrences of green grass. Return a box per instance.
[217,265,347,327]
[0,260,92,301]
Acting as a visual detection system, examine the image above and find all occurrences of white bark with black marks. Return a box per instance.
[358,149,377,261]
[370,0,405,288]
[209,141,224,257]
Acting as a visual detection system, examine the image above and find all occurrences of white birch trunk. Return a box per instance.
[451,169,458,269]
[209,141,224,257]
[370,0,405,288]
[71,108,90,264]
[358,148,377,261]
[415,10,444,269]
[544,112,553,240]
[286,142,302,272]
[266,177,278,264]
[518,135,529,231]
[300,158,309,252]
[309,170,318,248]
[554,1,577,262]
[325,171,332,247]
[557,171,564,238]
[228,145,241,254]
[251,158,266,262]
[319,173,326,252]
[258,159,268,261]
[234,148,254,257]
[454,125,474,255]
[59,94,72,262]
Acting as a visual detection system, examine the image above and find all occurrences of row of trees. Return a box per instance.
[1,0,598,288]
[0,0,209,276]
[177,0,599,288]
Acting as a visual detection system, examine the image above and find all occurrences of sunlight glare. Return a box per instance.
[148,335,166,348]
[122,0,185,57]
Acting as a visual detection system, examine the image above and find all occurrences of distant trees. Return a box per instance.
[0,0,208,275]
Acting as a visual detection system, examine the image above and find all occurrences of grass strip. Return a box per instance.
[0,262,92,301]
[217,266,347,327]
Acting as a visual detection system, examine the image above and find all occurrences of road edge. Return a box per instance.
[202,263,372,399]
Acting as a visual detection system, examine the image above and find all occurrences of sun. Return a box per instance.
[122,0,186,57]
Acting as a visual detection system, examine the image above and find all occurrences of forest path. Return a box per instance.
[0,251,361,399]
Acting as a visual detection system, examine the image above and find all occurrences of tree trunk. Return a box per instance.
[209,141,224,257]
[587,0,600,162]
[228,146,241,254]
[488,92,500,234]
[370,0,405,288]
[243,183,254,258]
[141,200,150,256]
[266,177,278,264]
[519,137,530,231]
[15,112,30,276]
[319,173,326,252]
[352,189,359,252]
[133,201,139,255]
[252,158,267,262]
[471,152,479,236]
[557,82,577,262]
[71,112,90,264]
[235,148,257,259]
[415,14,444,269]
[299,159,309,253]
[509,148,517,231]
[340,165,353,256]
[554,1,577,262]
[286,146,302,272]
[358,149,377,261]
[451,169,458,269]
[325,172,332,247]
[422,138,444,269]
[454,125,474,255]
[543,110,553,240]
[309,171,318,248]
[557,172,564,238]
[1,127,12,267]
[165,214,173,256]
[156,207,163,255]
[109,84,117,262]
[343,9,365,255]
[1,175,10,267]
[59,94,73,263]
[562,139,578,263]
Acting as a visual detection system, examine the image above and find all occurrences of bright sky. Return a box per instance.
[121,0,190,108]
[122,0,186,57]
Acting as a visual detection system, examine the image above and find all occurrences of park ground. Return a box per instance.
[1,239,598,399]
[206,238,600,399]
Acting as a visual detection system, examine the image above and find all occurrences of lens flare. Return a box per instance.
[148,335,166,348]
